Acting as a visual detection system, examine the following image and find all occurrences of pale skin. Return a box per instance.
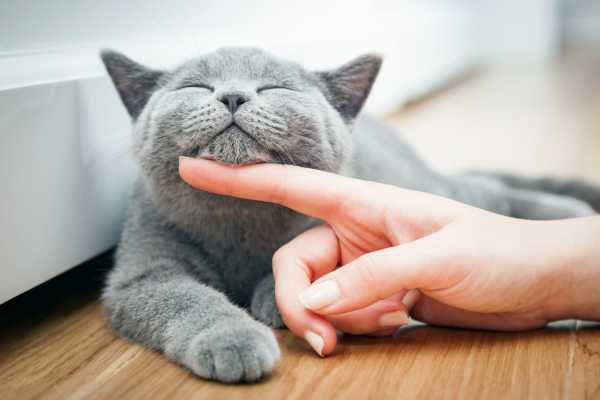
[179,157,600,356]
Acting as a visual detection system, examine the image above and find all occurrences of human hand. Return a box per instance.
[179,158,600,356]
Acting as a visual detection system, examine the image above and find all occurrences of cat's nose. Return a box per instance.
[218,93,248,114]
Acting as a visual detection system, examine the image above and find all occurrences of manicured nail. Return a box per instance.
[304,331,324,357]
[402,289,421,309]
[179,156,195,163]
[379,311,409,327]
[298,281,341,310]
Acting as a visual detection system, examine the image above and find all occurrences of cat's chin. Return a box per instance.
[198,156,267,167]
[196,124,274,166]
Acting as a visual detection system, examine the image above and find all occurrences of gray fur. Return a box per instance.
[467,171,600,212]
[101,47,596,383]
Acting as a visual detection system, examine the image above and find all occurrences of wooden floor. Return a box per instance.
[2,55,600,399]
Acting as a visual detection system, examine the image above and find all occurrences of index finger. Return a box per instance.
[179,157,361,221]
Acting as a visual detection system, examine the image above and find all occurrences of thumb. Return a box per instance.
[298,231,457,316]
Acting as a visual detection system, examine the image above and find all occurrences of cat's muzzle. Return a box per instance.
[197,124,272,165]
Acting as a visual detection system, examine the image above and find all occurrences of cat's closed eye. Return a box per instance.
[178,84,214,92]
[256,85,295,93]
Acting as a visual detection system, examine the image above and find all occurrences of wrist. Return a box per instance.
[545,217,600,321]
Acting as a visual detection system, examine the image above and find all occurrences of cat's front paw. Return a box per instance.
[186,321,280,383]
[251,276,285,328]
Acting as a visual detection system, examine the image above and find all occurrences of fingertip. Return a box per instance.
[178,156,198,183]
[401,289,421,311]
[318,320,339,356]
[325,293,409,335]
[285,311,337,357]
[178,157,232,195]
[178,155,187,173]
[378,310,410,327]
[305,317,338,357]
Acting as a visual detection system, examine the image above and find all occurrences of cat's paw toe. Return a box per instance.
[187,322,280,383]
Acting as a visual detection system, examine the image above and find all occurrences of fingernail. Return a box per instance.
[179,156,195,163]
[298,281,341,310]
[379,311,409,327]
[402,289,420,309]
[304,331,324,357]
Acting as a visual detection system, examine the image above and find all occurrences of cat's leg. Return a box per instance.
[103,238,280,383]
[250,274,285,328]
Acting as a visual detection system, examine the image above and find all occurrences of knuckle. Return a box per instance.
[321,191,343,216]
[271,246,289,273]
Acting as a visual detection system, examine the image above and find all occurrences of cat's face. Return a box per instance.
[101,47,380,212]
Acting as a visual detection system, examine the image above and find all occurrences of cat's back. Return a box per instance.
[348,115,442,191]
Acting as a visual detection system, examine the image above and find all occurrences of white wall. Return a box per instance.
[476,0,561,64]
[0,0,481,112]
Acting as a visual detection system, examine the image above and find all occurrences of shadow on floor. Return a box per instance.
[0,250,114,330]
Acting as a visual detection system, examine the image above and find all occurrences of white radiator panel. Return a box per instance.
[0,79,136,304]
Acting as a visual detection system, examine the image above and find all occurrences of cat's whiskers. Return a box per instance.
[270,141,297,166]
[238,107,298,166]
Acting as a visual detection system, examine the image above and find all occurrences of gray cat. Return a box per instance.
[100,47,598,383]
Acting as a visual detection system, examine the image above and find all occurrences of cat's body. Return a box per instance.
[101,47,598,383]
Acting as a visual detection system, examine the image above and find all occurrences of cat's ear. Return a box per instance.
[315,54,382,120]
[100,49,164,119]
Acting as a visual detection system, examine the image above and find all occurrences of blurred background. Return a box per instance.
[1,0,600,302]
[2,0,586,109]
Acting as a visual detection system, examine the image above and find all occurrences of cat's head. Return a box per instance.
[101,47,380,214]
